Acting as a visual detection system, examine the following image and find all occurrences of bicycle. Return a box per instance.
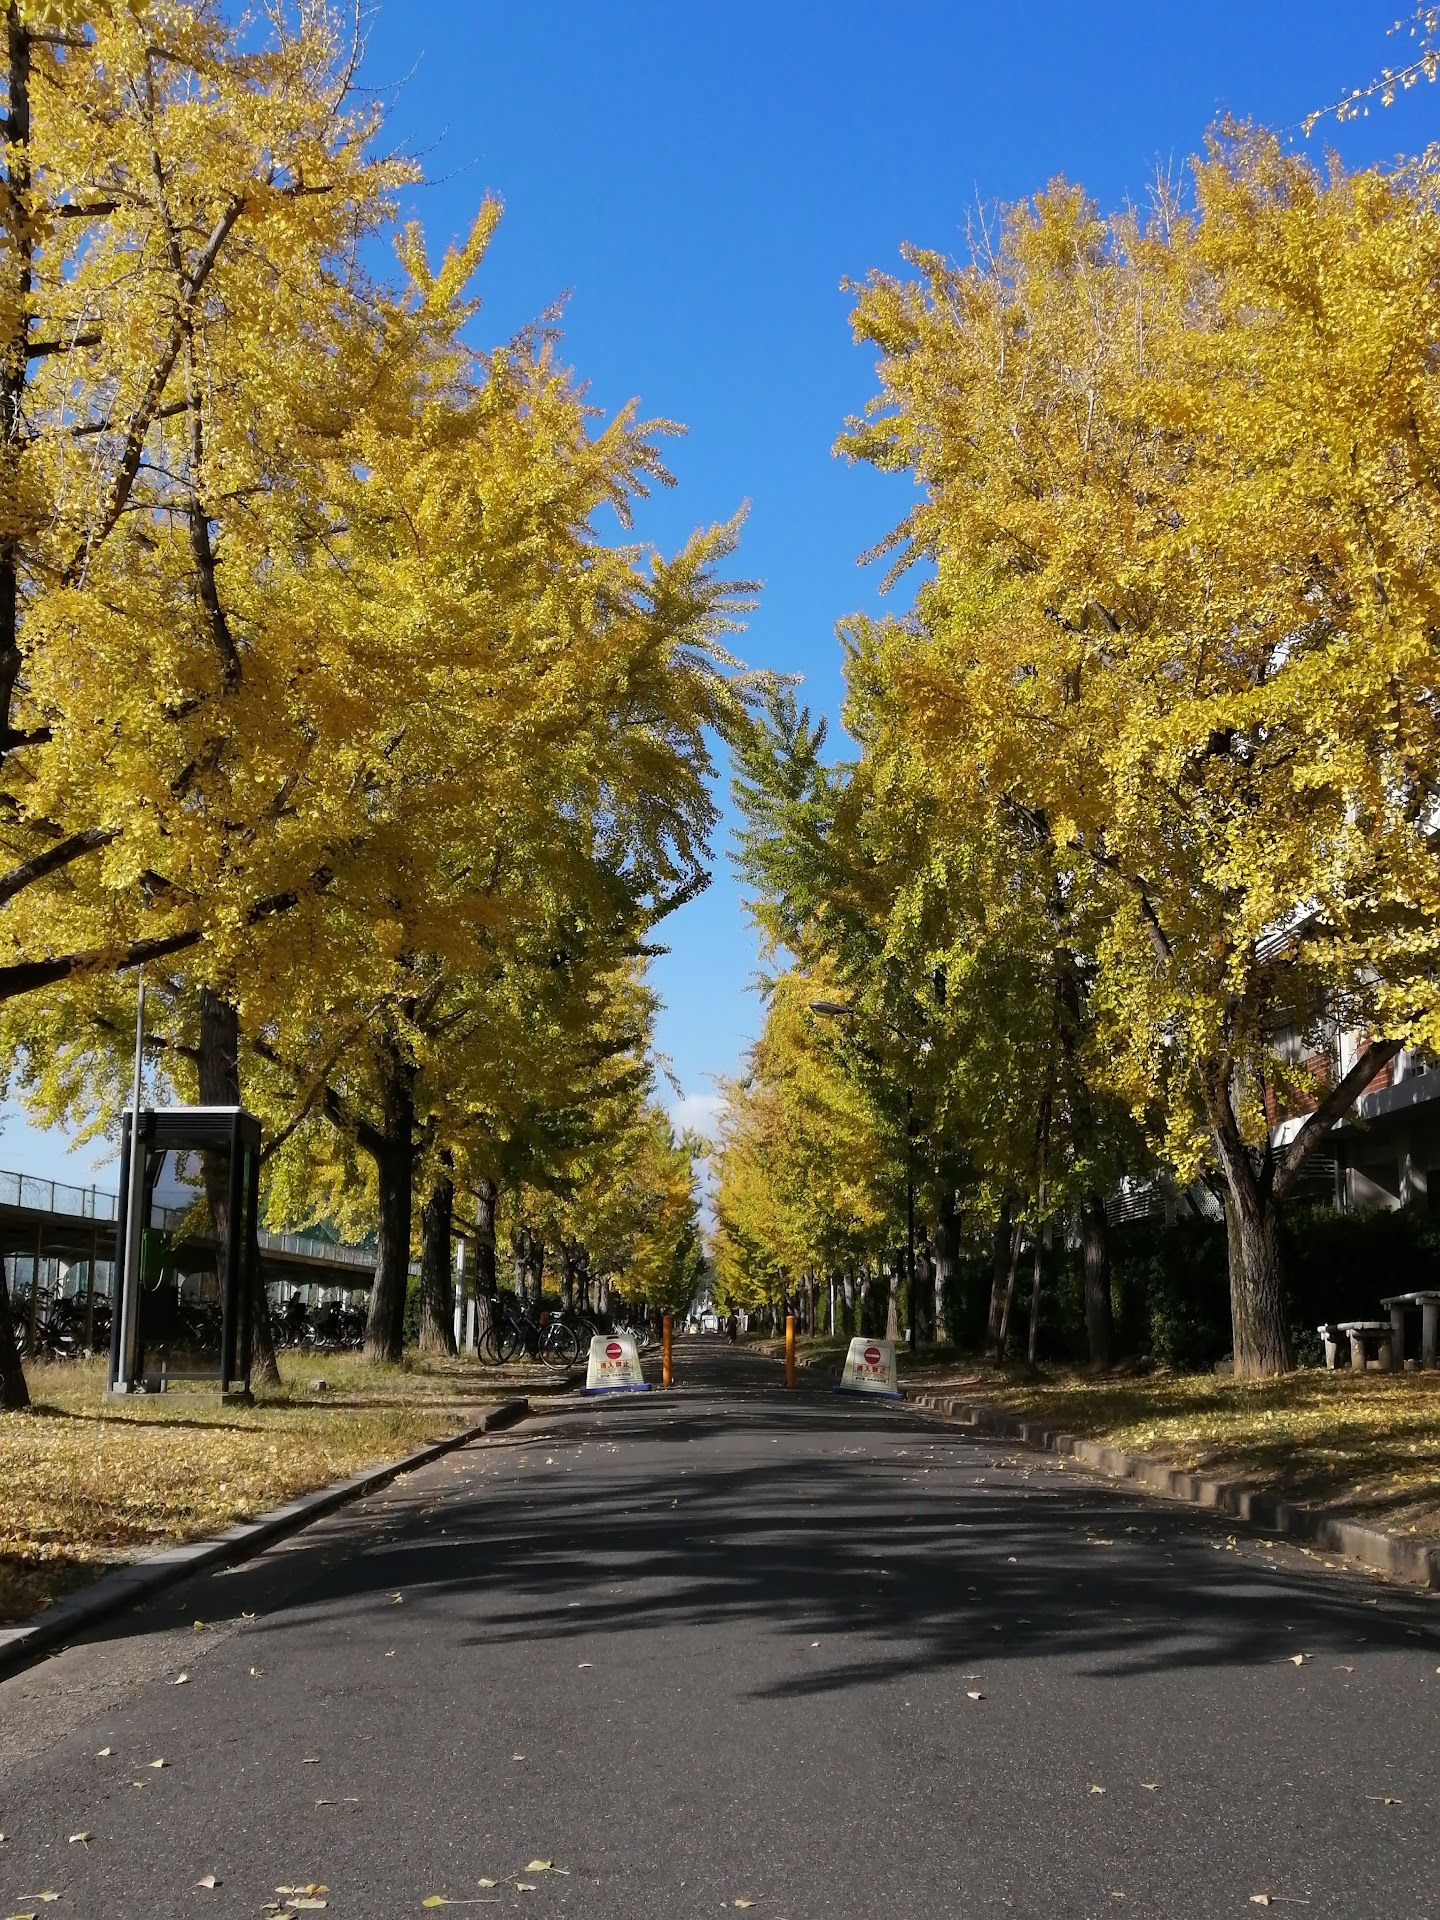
[488,1294,581,1368]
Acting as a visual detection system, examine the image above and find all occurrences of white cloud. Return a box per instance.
[666,1089,725,1142]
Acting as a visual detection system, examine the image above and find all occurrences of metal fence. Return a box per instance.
[0,1167,374,1271]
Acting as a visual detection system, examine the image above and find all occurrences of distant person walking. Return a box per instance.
[726,1311,738,1344]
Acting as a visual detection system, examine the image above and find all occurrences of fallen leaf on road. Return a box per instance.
[515,1887,536,1895]
[1289,1654,1308,1666]
[511,1755,525,1762]
[576,1663,592,1670]
[242,1611,256,1621]
[67,1833,91,1845]
[301,1757,320,1765]
[196,1875,220,1889]
[1367,1795,1402,1805]
[733,1902,755,1911]
[966,1690,984,1700]
[149,1758,168,1769]
[1090,1786,1105,1795]
[275,1888,327,1899]
[292,1903,327,1911]
[173,1673,189,1686]
[95,1748,111,1758]
[193,1621,205,1632]
[523,1862,551,1874]
[391,1594,404,1605]
[1142,1783,1159,1791]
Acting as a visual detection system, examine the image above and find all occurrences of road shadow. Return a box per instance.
[52,1379,1428,1704]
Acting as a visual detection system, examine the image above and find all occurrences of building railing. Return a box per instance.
[0,1167,374,1270]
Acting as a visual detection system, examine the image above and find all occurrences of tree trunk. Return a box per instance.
[933,1197,956,1346]
[1206,1072,1292,1378]
[418,1168,456,1355]
[1223,1170,1289,1378]
[986,1200,1013,1351]
[995,1219,1023,1362]
[558,1244,575,1314]
[528,1238,545,1306]
[511,1226,529,1299]
[841,1266,855,1336]
[1026,1231,1043,1366]
[471,1178,497,1351]
[198,988,280,1386]
[885,1253,900,1341]
[363,1043,416,1363]
[1081,1192,1115,1369]
[0,1251,26,1408]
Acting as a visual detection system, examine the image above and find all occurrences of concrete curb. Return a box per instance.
[904,1388,1440,1589]
[0,1396,532,1680]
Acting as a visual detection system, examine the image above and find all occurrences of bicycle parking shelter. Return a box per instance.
[108,1105,261,1401]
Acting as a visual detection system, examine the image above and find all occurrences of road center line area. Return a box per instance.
[3,1343,1438,1920]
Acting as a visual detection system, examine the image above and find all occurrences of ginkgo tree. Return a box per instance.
[0,0,747,1402]
[839,129,1440,1376]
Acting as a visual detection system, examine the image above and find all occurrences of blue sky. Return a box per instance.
[4,0,1436,1183]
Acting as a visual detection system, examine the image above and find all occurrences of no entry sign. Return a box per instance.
[836,1336,900,1398]
[584,1331,650,1393]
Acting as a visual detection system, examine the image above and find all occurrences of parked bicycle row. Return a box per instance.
[11,1277,660,1366]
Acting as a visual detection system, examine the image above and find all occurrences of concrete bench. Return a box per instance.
[1335,1320,1395,1372]
[1380,1291,1440,1371]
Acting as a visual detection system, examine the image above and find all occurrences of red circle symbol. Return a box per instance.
[864,1345,881,1366]
[605,1341,623,1360]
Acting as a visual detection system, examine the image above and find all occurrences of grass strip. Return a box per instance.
[1,1351,529,1624]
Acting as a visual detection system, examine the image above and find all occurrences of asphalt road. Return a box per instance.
[3,1340,1439,1920]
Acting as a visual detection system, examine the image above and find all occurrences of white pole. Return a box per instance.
[114,971,147,1390]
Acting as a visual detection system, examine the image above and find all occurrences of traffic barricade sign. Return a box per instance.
[835,1336,900,1398]
[584,1332,650,1393]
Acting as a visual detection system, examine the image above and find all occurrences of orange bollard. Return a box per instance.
[785,1312,796,1388]
[662,1312,673,1387]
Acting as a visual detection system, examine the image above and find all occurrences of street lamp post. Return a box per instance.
[811,997,921,1355]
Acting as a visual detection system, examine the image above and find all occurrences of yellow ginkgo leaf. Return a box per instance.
[523,1861,552,1872]
[196,1875,220,1889]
